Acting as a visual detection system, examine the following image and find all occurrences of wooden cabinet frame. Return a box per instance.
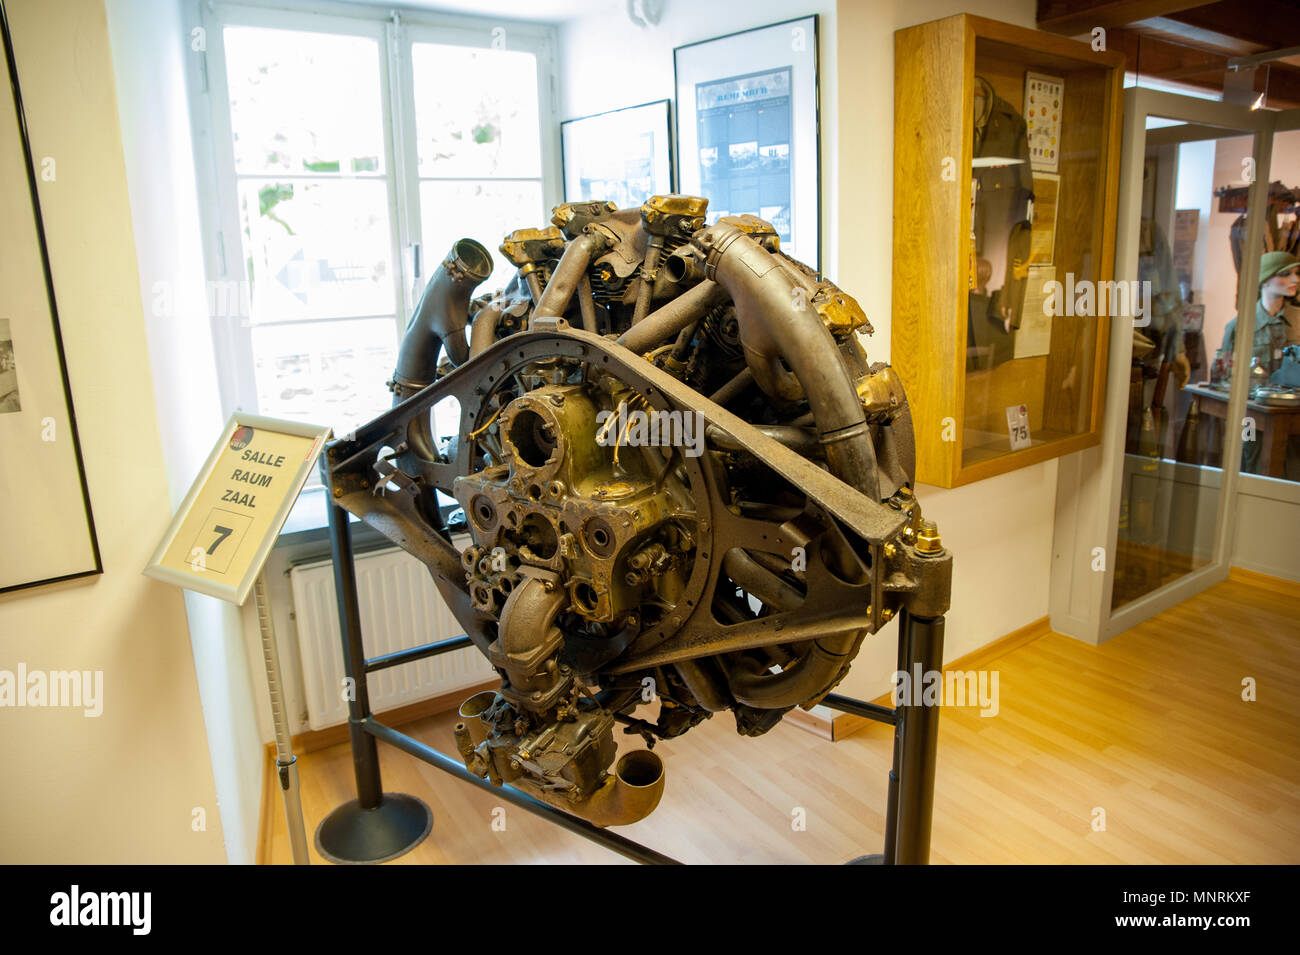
[892,14,1124,487]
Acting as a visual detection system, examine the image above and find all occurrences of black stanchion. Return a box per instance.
[314,501,433,865]
[834,608,946,865]
[893,610,945,864]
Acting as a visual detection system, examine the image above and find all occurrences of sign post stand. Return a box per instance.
[254,573,310,864]
[145,413,335,865]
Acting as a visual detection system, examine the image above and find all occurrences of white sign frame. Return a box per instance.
[144,412,330,605]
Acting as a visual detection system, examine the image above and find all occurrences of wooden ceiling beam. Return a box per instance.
[1163,1,1300,51]
[1108,28,1300,107]
[1133,16,1264,56]
[1037,0,1210,36]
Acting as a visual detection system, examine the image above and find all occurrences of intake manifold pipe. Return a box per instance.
[533,230,612,321]
[692,223,881,500]
[392,239,493,399]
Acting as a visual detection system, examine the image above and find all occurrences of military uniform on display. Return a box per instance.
[1220,300,1291,375]
[1219,251,1298,474]
[967,76,1033,370]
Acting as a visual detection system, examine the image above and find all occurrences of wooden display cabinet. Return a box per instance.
[892,15,1124,487]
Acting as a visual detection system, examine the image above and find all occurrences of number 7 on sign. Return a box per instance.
[208,525,233,554]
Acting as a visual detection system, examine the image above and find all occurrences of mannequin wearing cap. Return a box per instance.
[1219,250,1298,376]
[1219,251,1298,474]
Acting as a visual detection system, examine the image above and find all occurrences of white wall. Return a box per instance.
[103,0,266,865]
[1233,480,1300,580]
[0,0,225,863]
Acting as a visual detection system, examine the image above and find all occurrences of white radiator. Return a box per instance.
[290,546,496,731]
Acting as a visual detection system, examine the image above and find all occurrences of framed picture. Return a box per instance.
[674,15,821,271]
[0,4,101,594]
[561,99,674,209]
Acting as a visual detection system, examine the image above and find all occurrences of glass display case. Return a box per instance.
[892,14,1124,487]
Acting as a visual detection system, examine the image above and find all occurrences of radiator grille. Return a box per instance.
[290,547,496,730]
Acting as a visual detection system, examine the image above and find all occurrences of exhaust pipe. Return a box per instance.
[392,238,493,399]
[690,222,881,501]
[550,750,665,827]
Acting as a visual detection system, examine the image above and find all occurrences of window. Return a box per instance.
[200,5,558,454]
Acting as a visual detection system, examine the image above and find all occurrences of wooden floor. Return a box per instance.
[265,573,1300,864]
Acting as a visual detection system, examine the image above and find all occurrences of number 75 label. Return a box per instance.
[1006,404,1032,451]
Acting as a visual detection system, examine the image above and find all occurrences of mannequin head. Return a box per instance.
[1262,264,1300,300]
[1259,251,1299,305]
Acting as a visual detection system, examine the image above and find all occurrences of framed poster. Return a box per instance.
[0,4,102,594]
[561,99,674,208]
[144,413,330,606]
[674,15,821,271]
[1024,72,1064,173]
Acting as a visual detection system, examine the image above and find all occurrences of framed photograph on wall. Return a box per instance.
[674,16,821,271]
[0,5,101,593]
[561,99,674,209]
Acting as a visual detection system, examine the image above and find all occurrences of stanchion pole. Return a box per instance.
[881,607,911,863]
[254,572,310,865]
[892,610,945,864]
[327,502,382,810]
[313,500,432,864]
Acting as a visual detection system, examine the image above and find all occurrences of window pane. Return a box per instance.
[412,43,541,178]
[420,180,543,294]
[251,318,396,436]
[239,179,395,321]
[224,27,385,176]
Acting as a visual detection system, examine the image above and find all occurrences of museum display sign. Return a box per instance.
[144,413,330,605]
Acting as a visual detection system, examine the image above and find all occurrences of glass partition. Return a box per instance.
[1111,120,1256,609]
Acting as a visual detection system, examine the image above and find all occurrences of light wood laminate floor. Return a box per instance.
[265,574,1300,864]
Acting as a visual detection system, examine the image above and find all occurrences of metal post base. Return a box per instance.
[314,793,433,865]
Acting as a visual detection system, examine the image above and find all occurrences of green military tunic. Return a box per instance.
[1221,300,1292,474]
[1220,300,1291,372]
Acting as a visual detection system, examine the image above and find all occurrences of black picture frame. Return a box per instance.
[0,0,101,594]
[673,15,822,273]
[560,98,675,208]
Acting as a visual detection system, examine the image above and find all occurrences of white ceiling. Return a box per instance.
[347,0,623,24]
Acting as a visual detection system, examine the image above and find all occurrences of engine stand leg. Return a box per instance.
[315,501,432,864]
[891,609,945,864]
[848,608,945,865]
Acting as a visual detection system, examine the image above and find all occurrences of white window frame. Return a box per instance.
[192,0,561,420]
